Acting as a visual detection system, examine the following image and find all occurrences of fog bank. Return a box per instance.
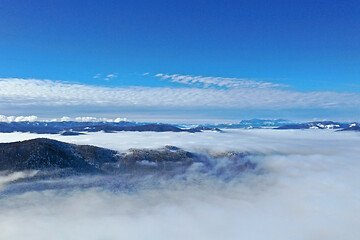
[0,130,359,240]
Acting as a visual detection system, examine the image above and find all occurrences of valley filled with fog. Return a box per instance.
[0,129,359,240]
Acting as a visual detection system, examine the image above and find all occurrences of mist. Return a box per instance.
[0,129,359,240]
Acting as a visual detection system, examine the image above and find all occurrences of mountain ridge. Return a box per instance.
[0,138,255,179]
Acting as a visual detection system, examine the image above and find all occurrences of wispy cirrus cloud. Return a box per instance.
[93,73,118,81]
[104,73,117,81]
[93,73,101,79]
[155,73,285,89]
[0,78,359,112]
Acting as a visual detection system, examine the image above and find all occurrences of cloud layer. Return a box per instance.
[1,78,360,111]
[0,130,359,240]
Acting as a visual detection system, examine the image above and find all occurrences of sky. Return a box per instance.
[0,0,360,122]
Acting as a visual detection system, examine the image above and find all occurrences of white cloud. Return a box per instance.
[0,115,38,123]
[0,130,359,239]
[93,73,117,81]
[73,116,127,122]
[107,74,116,78]
[60,116,71,122]
[0,115,128,123]
[105,73,117,81]
[114,117,127,122]
[0,170,38,189]
[0,78,359,111]
[155,73,285,89]
[93,74,101,79]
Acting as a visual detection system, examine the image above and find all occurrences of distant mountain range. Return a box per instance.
[275,121,360,131]
[0,119,359,134]
[198,119,291,129]
[0,121,137,134]
[199,119,360,131]
[276,121,349,130]
[0,121,210,134]
[337,123,360,132]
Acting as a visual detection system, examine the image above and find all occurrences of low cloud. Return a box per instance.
[0,115,127,123]
[51,116,127,122]
[73,116,127,122]
[0,130,359,239]
[0,115,38,123]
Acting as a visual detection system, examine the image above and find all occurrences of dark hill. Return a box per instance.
[0,139,255,183]
[0,138,118,172]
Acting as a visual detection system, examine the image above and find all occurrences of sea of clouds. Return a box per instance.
[0,129,359,240]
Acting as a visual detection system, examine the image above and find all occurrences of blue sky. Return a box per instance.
[0,0,360,122]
